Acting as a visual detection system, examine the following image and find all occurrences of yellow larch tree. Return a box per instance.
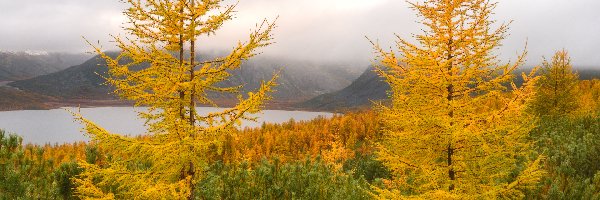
[530,49,580,116]
[72,0,277,199]
[577,79,600,114]
[371,0,545,198]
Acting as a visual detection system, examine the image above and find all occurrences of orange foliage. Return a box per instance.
[213,111,382,166]
[576,79,600,115]
[22,142,89,168]
[25,110,382,172]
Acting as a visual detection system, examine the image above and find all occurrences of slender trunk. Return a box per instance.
[178,4,185,121]
[187,162,195,200]
[553,69,558,108]
[446,39,456,191]
[175,1,196,199]
[447,144,455,190]
[187,1,196,200]
[189,1,196,128]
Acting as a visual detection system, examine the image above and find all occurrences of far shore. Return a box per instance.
[0,98,328,112]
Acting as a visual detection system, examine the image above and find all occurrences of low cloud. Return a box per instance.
[0,0,598,67]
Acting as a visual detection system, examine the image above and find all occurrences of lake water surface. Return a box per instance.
[0,107,332,144]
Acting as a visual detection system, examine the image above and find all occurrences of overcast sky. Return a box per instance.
[1,0,599,67]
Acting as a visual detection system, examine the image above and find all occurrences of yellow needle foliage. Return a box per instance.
[214,111,381,166]
[72,0,277,199]
[530,50,580,116]
[577,79,600,115]
[371,0,545,198]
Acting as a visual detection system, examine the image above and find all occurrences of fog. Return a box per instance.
[1,0,598,67]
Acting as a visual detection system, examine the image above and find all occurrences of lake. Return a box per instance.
[0,107,333,144]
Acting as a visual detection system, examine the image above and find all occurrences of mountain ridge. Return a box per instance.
[296,66,390,111]
[0,51,90,81]
[8,53,363,108]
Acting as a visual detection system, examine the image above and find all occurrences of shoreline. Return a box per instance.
[0,104,337,145]
[0,98,328,112]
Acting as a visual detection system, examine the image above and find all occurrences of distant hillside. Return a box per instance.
[296,66,390,111]
[9,53,362,105]
[576,68,600,80]
[0,51,90,81]
[222,57,361,102]
[513,67,600,86]
[0,87,57,110]
[9,53,117,99]
[298,66,600,111]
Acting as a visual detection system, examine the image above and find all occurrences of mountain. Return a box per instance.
[9,53,362,106]
[299,66,600,111]
[0,86,57,111]
[221,57,362,102]
[0,51,90,81]
[296,66,390,111]
[9,53,116,99]
[576,68,600,80]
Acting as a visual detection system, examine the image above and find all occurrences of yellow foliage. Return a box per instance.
[576,79,600,115]
[211,111,382,166]
[531,50,580,116]
[322,140,355,171]
[22,142,88,168]
[73,0,278,199]
[370,0,545,198]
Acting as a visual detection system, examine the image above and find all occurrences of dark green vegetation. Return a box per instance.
[54,162,83,200]
[529,115,600,199]
[197,158,372,200]
[0,130,56,199]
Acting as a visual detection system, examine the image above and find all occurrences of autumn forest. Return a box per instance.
[1,0,600,199]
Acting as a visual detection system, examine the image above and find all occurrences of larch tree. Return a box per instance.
[530,49,580,116]
[370,0,545,198]
[71,0,278,199]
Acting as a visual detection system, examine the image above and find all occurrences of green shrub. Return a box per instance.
[54,162,83,200]
[343,152,390,185]
[197,157,372,200]
[529,115,600,199]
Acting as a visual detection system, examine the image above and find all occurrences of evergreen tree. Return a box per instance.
[0,130,57,199]
[72,0,278,199]
[54,162,83,200]
[370,0,545,198]
[0,130,27,199]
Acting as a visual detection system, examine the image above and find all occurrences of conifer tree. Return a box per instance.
[531,49,580,116]
[370,0,545,198]
[72,0,278,199]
